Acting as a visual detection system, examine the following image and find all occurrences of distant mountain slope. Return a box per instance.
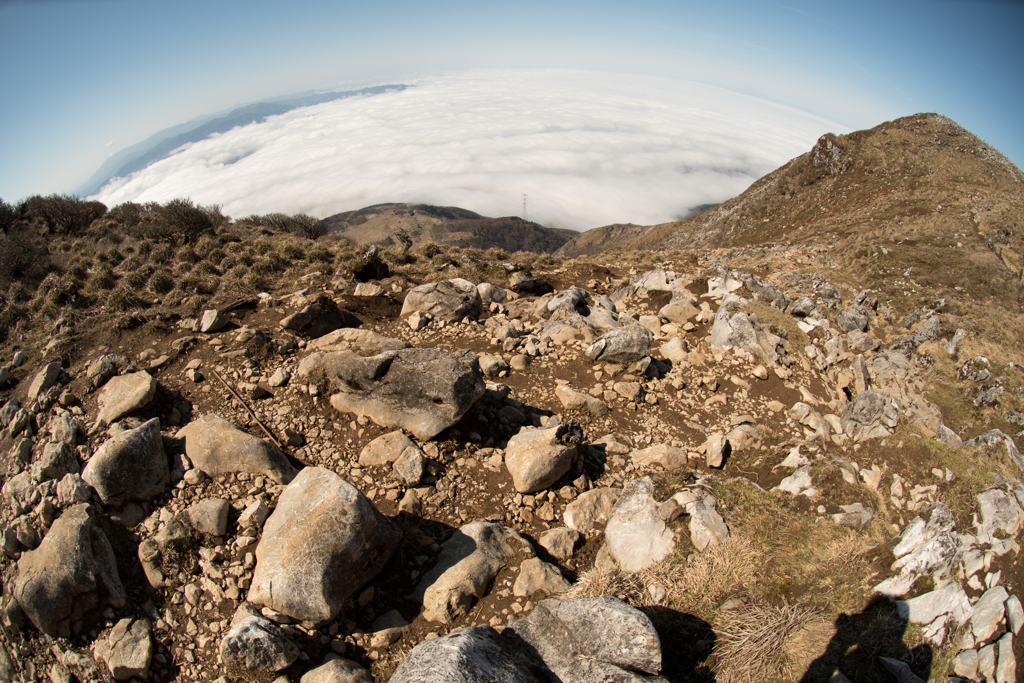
[557,112,1024,310]
[322,203,577,254]
[77,85,408,196]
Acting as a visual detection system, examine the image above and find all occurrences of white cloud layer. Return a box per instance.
[93,69,847,232]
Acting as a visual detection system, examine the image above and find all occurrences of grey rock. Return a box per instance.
[952,649,979,680]
[177,414,298,484]
[506,596,663,682]
[971,585,1009,643]
[564,488,621,533]
[964,429,1024,471]
[248,467,401,624]
[477,282,507,304]
[946,328,966,355]
[831,503,874,532]
[605,478,675,572]
[220,615,299,672]
[400,278,483,323]
[353,282,386,297]
[875,503,961,596]
[300,658,373,683]
[479,354,510,379]
[846,330,880,352]
[329,348,486,441]
[56,473,91,507]
[584,326,652,365]
[94,618,153,680]
[672,489,729,551]
[913,315,941,346]
[975,488,1024,544]
[306,328,412,355]
[1006,594,1023,635]
[200,309,228,333]
[280,292,360,338]
[0,397,19,427]
[393,446,425,486]
[82,418,168,507]
[790,296,815,317]
[504,420,583,494]
[96,371,157,425]
[413,521,529,624]
[389,625,546,683]
[896,581,971,627]
[185,499,230,536]
[35,441,79,481]
[841,390,899,441]
[268,368,291,387]
[777,466,814,495]
[659,289,699,325]
[48,412,81,446]
[709,298,761,354]
[958,356,992,383]
[978,643,997,681]
[631,443,689,471]
[13,504,126,637]
[995,632,1016,683]
[359,431,416,467]
[27,361,62,403]
[836,305,869,332]
[7,408,29,437]
[513,557,571,598]
[538,528,581,561]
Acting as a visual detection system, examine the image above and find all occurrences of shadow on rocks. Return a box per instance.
[800,595,932,683]
[642,605,717,683]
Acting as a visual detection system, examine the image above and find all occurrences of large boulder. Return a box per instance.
[506,596,663,682]
[504,420,583,494]
[842,390,899,441]
[280,292,360,339]
[400,278,483,323]
[82,418,168,507]
[390,625,547,683]
[413,521,530,624]
[328,348,486,441]
[96,371,157,425]
[709,297,761,354]
[13,504,126,638]
[658,289,700,325]
[584,326,652,365]
[604,478,675,572]
[177,414,298,484]
[248,467,401,624]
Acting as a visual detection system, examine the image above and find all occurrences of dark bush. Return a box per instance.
[0,198,16,232]
[19,194,106,234]
[106,201,147,229]
[134,198,215,245]
[149,270,174,295]
[0,225,50,285]
[292,214,324,240]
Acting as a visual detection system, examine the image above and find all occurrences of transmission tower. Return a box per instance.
[441,217,447,245]
[522,194,528,221]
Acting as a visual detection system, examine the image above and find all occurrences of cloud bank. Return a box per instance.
[93,69,847,232]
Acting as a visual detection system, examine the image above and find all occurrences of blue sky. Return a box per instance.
[1,0,1022,214]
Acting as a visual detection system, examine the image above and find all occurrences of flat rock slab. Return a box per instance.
[389,625,547,683]
[248,467,401,624]
[13,504,126,638]
[329,348,486,441]
[82,417,168,507]
[177,414,298,484]
[96,371,156,425]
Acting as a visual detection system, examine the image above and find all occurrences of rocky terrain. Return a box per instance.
[0,113,1023,683]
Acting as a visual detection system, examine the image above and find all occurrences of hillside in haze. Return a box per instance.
[558,112,1024,310]
[321,203,578,254]
[76,85,409,197]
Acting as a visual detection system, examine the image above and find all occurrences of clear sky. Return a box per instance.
[1,0,1022,210]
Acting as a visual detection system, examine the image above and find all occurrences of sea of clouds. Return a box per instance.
[92,69,846,232]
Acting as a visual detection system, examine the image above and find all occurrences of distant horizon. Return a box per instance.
[2,0,1021,219]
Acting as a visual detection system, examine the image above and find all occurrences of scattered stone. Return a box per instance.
[584,325,652,365]
[672,488,730,551]
[268,368,291,387]
[971,586,1009,643]
[27,361,62,403]
[200,309,228,333]
[563,487,621,533]
[280,292,360,338]
[185,499,230,536]
[300,658,373,683]
[631,443,688,471]
[831,503,874,532]
[538,528,581,561]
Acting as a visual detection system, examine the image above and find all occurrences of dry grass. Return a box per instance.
[713,602,833,683]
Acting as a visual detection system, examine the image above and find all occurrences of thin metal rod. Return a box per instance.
[210,369,284,451]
